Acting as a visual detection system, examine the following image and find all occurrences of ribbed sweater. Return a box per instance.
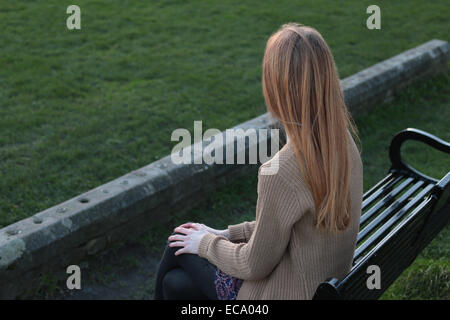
[198,132,363,299]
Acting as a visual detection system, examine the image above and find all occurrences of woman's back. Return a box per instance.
[283,131,363,298]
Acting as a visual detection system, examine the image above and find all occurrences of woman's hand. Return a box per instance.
[168,225,209,256]
[177,222,230,239]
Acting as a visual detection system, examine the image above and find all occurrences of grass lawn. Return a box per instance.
[1,0,449,226]
[1,1,448,300]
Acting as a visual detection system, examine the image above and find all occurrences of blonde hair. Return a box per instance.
[262,23,360,232]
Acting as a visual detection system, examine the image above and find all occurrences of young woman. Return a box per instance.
[154,22,363,300]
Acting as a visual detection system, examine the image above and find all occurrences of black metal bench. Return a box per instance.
[313,128,450,300]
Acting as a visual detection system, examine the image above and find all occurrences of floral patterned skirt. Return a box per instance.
[214,268,244,300]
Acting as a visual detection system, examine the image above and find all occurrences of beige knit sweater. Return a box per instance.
[198,132,363,300]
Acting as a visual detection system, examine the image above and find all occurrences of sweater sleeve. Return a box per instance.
[198,167,311,281]
[227,221,256,243]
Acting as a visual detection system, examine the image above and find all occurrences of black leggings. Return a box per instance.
[153,232,218,300]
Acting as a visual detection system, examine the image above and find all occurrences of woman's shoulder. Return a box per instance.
[258,142,309,191]
[257,142,315,214]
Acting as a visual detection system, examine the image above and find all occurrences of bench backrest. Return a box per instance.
[313,128,450,300]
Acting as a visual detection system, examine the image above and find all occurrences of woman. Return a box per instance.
[154,22,363,300]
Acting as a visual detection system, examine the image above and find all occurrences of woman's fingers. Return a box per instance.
[179,222,195,229]
[168,234,186,242]
[176,222,205,233]
[169,241,185,248]
[174,248,186,256]
[174,226,192,235]
[178,222,205,230]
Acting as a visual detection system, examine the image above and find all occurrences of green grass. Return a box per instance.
[1,0,449,226]
[0,0,448,300]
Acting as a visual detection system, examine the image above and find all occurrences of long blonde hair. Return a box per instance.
[262,23,360,232]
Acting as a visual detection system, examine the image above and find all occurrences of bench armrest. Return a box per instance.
[389,128,450,183]
[312,278,341,300]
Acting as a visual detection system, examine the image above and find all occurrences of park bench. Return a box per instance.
[313,128,450,300]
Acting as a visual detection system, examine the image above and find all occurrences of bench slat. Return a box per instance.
[358,180,425,243]
[362,175,404,210]
[360,177,414,225]
[362,173,395,201]
[355,183,434,261]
